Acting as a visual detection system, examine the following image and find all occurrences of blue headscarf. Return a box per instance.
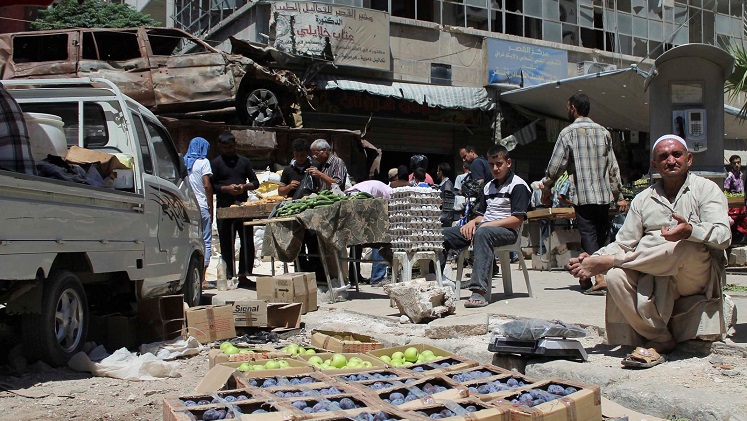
[184,137,210,174]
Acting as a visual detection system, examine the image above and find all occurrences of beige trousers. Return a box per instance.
[605,240,711,346]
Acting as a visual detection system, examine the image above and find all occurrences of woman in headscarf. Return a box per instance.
[184,137,214,288]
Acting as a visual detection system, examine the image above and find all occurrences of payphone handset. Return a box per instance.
[672,108,707,152]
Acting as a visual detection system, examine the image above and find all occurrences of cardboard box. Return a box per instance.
[531,253,556,271]
[234,371,333,390]
[168,400,295,421]
[402,397,510,420]
[296,352,389,374]
[543,229,581,253]
[257,272,318,314]
[208,347,290,368]
[65,145,127,178]
[88,313,138,351]
[443,365,514,384]
[488,378,602,421]
[311,329,383,353]
[227,300,302,328]
[184,305,236,344]
[463,372,539,401]
[163,388,269,420]
[137,294,185,343]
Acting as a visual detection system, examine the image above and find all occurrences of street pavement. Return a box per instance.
[205,257,747,420]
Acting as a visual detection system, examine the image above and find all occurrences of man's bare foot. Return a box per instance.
[592,274,607,291]
[645,339,676,355]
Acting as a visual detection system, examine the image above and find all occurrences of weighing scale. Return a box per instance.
[489,334,588,362]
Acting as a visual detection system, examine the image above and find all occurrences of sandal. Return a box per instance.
[582,286,607,295]
[464,291,489,308]
[621,347,666,369]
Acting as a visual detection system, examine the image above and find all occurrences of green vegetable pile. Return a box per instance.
[273,190,373,217]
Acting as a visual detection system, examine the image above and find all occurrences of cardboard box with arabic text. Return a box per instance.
[256,272,317,314]
[183,305,236,344]
[226,300,301,328]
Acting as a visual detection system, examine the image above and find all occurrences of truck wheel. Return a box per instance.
[23,270,88,367]
[183,257,202,307]
[236,87,281,126]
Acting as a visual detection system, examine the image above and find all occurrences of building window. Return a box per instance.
[431,63,452,85]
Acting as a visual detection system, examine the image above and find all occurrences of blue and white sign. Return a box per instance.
[487,39,568,86]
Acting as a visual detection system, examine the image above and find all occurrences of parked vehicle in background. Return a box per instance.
[0,27,304,126]
[0,78,203,366]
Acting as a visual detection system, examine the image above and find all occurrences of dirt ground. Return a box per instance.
[0,308,746,420]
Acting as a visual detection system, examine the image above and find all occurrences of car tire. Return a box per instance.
[237,86,282,126]
[23,270,88,367]
[183,256,203,308]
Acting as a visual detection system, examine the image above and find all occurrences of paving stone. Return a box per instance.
[424,313,488,339]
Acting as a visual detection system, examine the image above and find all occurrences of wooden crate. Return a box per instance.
[216,203,278,219]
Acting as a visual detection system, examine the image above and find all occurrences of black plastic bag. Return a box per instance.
[293,172,318,200]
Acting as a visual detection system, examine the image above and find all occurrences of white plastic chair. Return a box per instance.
[454,222,533,299]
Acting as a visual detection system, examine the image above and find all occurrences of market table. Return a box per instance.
[527,207,575,269]
[216,201,281,278]
[259,198,391,293]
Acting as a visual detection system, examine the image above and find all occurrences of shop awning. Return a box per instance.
[316,76,495,111]
[498,67,747,140]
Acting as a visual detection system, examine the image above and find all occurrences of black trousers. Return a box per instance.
[573,204,611,255]
[217,217,254,278]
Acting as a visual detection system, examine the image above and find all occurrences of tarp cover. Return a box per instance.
[317,76,495,111]
[499,67,747,140]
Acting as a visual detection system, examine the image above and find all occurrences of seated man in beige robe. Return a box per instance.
[568,134,731,367]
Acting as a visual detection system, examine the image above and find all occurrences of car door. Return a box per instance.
[143,117,201,289]
[144,28,236,111]
[4,30,78,79]
[78,29,156,108]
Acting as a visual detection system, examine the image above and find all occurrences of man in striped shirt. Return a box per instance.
[538,93,627,294]
[0,81,35,175]
[308,138,348,191]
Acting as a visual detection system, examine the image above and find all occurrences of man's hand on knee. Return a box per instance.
[568,254,615,279]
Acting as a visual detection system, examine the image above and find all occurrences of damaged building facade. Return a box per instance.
[167,0,747,182]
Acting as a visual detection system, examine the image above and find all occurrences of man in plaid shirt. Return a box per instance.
[538,93,627,294]
[0,81,35,175]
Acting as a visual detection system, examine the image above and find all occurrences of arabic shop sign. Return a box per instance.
[271,2,390,70]
[487,39,568,87]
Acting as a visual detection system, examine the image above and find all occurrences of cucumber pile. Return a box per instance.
[273,190,374,217]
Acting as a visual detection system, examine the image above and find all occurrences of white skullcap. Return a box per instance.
[652,134,688,151]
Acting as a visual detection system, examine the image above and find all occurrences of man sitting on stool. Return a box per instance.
[568,134,730,368]
[439,145,531,308]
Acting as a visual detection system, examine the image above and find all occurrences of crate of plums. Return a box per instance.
[488,378,602,421]
[368,344,477,375]
[166,398,296,421]
[460,372,540,401]
[442,365,514,384]
[264,381,361,401]
[401,397,510,420]
[331,369,420,394]
[304,407,412,421]
[236,372,333,390]
[163,389,268,421]
[373,376,469,407]
[278,393,383,418]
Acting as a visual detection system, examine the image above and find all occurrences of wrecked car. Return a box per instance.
[0,27,304,126]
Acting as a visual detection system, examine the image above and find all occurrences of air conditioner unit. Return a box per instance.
[577,61,617,76]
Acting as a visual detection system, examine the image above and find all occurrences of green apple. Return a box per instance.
[331,354,348,369]
[404,347,419,362]
[308,356,323,366]
[349,357,363,364]
[321,363,332,370]
[390,360,402,367]
[426,354,439,362]
[298,346,306,354]
[223,345,240,355]
[362,361,373,368]
[305,349,317,354]
[219,342,233,351]
[286,343,299,355]
[420,350,435,359]
[278,360,290,368]
[391,351,404,361]
[346,360,362,369]
[253,364,264,370]
[264,360,281,370]
[379,355,391,363]
[324,359,332,365]
[238,362,252,371]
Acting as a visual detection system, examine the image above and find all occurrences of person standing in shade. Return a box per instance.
[184,137,213,289]
[211,132,260,283]
[459,145,492,185]
[278,138,313,199]
[724,154,744,194]
[454,161,470,194]
[537,92,628,294]
[307,138,347,191]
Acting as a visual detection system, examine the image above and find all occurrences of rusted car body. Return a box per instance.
[0,27,303,126]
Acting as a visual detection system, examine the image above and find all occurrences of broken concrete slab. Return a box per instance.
[384,280,455,323]
[424,313,488,339]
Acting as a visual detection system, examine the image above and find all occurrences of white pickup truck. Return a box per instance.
[0,78,204,366]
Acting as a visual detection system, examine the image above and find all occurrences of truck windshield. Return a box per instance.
[19,102,109,148]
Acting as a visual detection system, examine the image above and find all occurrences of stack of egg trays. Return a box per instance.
[388,186,443,252]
